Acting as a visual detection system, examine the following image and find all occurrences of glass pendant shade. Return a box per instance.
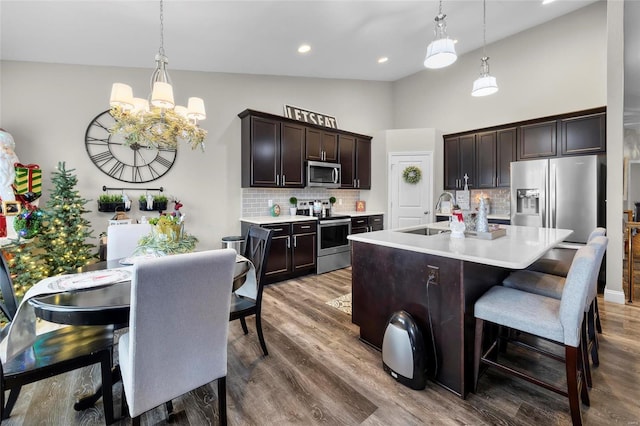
[471,57,498,97]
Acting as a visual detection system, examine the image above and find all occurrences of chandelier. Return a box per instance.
[471,0,498,97]
[424,0,457,69]
[108,0,206,150]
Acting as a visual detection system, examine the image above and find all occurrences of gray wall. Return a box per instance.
[0,63,392,250]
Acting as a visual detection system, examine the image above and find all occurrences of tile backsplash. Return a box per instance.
[242,188,361,217]
[466,188,510,215]
[242,187,510,218]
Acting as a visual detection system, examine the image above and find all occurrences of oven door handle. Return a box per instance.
[319,218,351,226]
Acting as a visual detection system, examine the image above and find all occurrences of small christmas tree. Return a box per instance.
[36,162,96,275]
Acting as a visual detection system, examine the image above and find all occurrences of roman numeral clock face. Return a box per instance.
[84,110,177,183]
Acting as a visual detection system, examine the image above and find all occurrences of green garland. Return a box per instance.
[110,106,207,151]
[402,166,422,184]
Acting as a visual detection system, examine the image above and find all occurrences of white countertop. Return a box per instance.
[348,224,573,269]
[340,211,385,217]
[436,213,510,221]
[240,215,319,225]
[241,211,385,224]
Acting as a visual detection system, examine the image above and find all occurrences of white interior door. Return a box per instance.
[389,152,433,229]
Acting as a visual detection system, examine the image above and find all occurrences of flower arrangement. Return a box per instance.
[110,106,206,151]
[135,215,197,255]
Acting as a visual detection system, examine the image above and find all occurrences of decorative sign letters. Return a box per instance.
[283,105,338,129]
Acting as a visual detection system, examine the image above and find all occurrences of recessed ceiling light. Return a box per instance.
[453,39,459,44]
[377,57,389,64]
[542,0,556,4]
[298,44,311,54]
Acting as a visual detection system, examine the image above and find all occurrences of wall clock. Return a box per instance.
[84,110,177,183]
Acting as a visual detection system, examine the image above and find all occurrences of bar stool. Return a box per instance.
[502,236,608,388]
[474,246,597,426]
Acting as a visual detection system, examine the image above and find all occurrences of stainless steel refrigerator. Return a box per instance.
[510,155,600,244]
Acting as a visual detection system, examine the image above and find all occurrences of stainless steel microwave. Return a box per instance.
[307,161,341,188]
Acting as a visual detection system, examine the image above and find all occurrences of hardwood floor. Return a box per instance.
[4,267,640,425]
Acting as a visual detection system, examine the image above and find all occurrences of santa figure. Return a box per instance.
[0,129,20,238]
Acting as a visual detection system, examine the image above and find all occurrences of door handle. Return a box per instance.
[424,211,430,215]
[293,235,297,247]
[286,236,290,249]
[276,175,279,186]
[282,174,286,186]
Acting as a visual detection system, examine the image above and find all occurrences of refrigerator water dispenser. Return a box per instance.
[516,189,540,215]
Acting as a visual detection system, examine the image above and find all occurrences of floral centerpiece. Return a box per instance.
[134,215,197,256]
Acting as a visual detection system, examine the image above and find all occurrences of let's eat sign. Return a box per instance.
[283,105,338,129]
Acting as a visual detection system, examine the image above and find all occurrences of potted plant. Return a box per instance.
[98,194,126,212]
[139,194,169,211]
[289,197,298,216]
[329,196,336,215]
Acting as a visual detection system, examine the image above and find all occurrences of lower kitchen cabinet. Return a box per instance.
[242,220,317,284]
[351,214,383,234]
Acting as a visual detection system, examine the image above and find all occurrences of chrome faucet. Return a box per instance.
[435,192,456,212]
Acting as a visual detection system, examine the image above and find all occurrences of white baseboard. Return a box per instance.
[604,288,626,304]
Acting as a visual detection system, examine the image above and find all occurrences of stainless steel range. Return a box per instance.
[297,199,351,274]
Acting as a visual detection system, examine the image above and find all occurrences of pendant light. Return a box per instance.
[424,0,457,69]
[471,0,498,97]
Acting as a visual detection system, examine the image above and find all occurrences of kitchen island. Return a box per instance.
[348,224,572,398]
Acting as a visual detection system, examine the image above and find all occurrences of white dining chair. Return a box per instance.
[118,249,236,426]
[106,223,152,261]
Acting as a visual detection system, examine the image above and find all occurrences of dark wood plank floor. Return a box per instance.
[4,267,640,425]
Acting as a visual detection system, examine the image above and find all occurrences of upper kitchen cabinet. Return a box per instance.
[517,108,606,160]
[444,135,476,190]
[306,128,338,162]
[476,131,497,189]
[496,128,517,187]
[560,112,606,155]
[239,109,372,189]
[240,111,305,188]
[339,135,372,189]
[518,120,557,160]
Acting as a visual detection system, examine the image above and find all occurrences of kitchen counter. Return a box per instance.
[350,223,573,397]
[348,224,572,269]
[436,212,510,221]
[240,215,318,225]
[340,211,385,217]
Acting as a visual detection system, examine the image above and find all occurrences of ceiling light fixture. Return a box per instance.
[378,57,389,64]
[471,0,498,97]
[298,44,311,54]
[109,0,206,150]
[424,0,457,69]
[542,0,556,4]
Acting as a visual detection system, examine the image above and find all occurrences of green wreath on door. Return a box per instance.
[402,166,422,184]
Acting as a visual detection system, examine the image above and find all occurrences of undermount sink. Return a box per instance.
[395,226,450,236]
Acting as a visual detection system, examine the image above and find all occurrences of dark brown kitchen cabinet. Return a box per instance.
[476,131,497,189]
[560,112,606,155]
[306,128,338,162]
[444,135,476,190]
[240,109,372,189]
[351,214,383,234]
[496,128,516,187]
[518,120,557,160]
[240,113,305,188]
[291,221,317,272]
[338,135,372,189]
[242,220,317,284]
